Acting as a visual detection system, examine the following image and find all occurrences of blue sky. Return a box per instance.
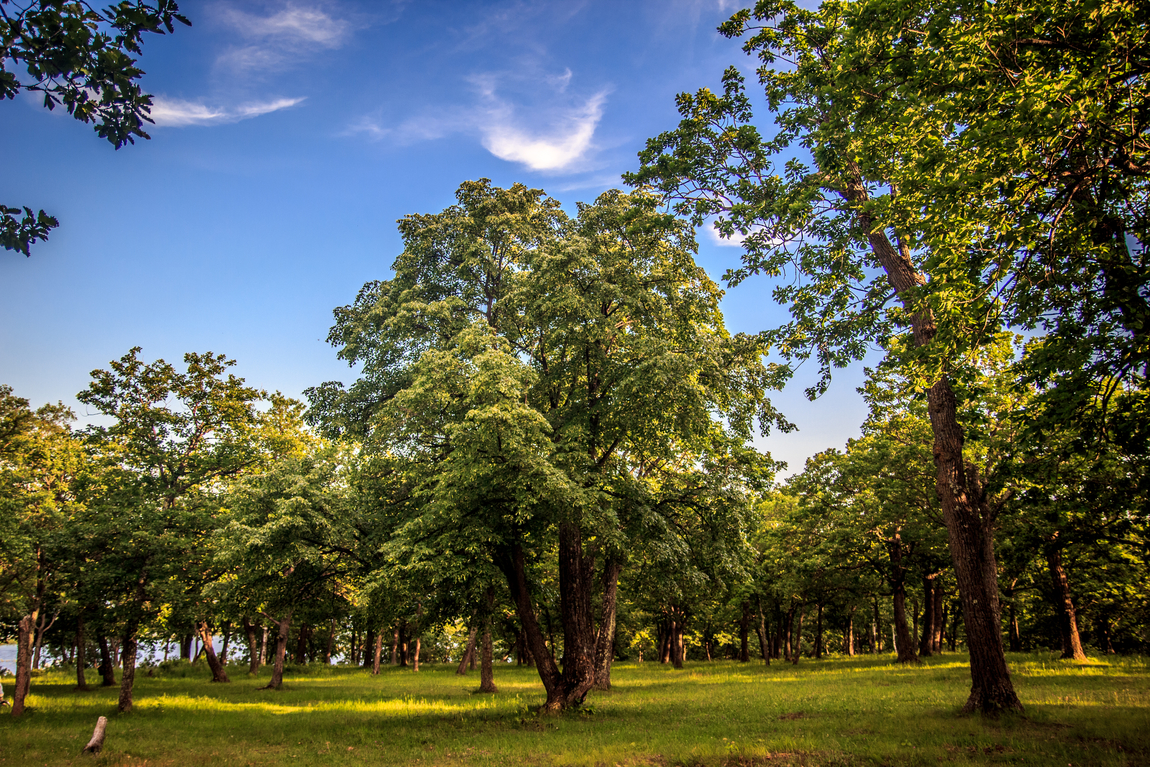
[0,0,872,474]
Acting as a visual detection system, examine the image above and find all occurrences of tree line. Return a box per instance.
[3,0,1147,720]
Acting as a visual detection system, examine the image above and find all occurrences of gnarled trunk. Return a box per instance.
[198,621,230,683]
[262,612,292,690]
[456,627,478,675]
[1047,546,1087,660]
[117,625,139,713]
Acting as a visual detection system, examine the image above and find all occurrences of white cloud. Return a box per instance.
[150,96,304,127]
[215,3,353,76]
[480,91,606,172]
[222,4,349,47]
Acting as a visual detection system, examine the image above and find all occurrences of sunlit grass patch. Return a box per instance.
[0,654,1147,766]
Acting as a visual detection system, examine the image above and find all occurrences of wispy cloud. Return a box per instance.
[346,67,610,174]
[480,90,607,172]
[215,3,353,76]
[150,96,305,127]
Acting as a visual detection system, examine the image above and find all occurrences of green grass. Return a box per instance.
[1,652,1148,766]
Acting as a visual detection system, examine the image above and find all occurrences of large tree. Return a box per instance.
[1,0,189,256]
[626,0,1042,712]
[311,181,782,712]
[76,347,264,711]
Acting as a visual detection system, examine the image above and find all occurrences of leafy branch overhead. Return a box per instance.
[1,0,189,256]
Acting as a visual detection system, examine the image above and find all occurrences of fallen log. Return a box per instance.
[81,716,108,755]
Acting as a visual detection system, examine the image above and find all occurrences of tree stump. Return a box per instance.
[81,716,108,755]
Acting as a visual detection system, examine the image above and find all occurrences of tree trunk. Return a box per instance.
[259,625,268,666]
[593,560,621,690]
[815,603,824,659]
[117,625,138,713]
[11,615,33,716]
[933,587,945,653]
[755,598,770,664]
[791,606,804,665]
[295,622,309,665]
[180,633,193,662]
[75,614,90,691]
[243,618,261,674]
[324,618,336,664]
[372,630,383,674]
[893,582,919,664]
[479,625,497,693]
[457,626,478,675]
[32,610,56,670]
[413,636,421,671]
[848,171,1023,713]
[198,621,230,683]
[783,606,794,661]
[263,612,292,690]
[739,601,751,662]
[919,574,936,658]
[1047,546,1086,660]
[846,607,855,657]
[220,621,231,665]
[498,541,567,711]
[97,634,116,686]
[391,625,400,665]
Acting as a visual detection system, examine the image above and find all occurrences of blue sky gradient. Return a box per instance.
[0,0,872,474]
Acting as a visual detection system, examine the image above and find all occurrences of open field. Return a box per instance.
[1,653,1148,766]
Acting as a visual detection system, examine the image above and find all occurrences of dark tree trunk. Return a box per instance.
[919,574,936,658]
[739,601,751,662]
[932,587,945,653]
[593,560,621,690]
[295,622,309,665]
[98,635,116,686]
[791,606,804,664]
[372,629,383,675]
[555,521,596,701]
[413,636,421,671]
[783,606,794,662]
[457,627,478,675]
[11,615,33,716]
[848,171,1023,713]
[893,582,919,664]
[755,598,770,664]
[669,615,685,669]
[324,619,336,665]
[478,586,498,692]
[1047,546,1087,660]
[117,625,139,713]
[814,603,824,659]
[198,621,230,683]
[179,633,193,661]
[75,614,90,691]
[263,612,292,690]
[497,540,577,712]
[220,621,231,665]
[872,597,883,653]
[242,617,261,674]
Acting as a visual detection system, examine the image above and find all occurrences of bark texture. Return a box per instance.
[1047,546,1087,660]
[262,612,292,690]
[198,621,230,683]
[81,715,108,755]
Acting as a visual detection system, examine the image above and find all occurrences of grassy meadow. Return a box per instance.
[1,653,1148,766]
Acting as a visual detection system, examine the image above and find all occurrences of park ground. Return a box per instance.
[1,653,1147,766]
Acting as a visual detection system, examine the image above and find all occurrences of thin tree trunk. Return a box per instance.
[893,582,919,664]
[739,601,751,662]
[259,626,268,666]
[755,597,770,665]
[784,606,794,662]
[846,607,855,657]
[295,622,309,665]
[198,621,230,683]
[391,625,400,665]
[220,621,231,665]
[10,615,33,716]
[815,603,824,659]
[479,586,498,692]
[363,627,376,668]
[243,617,261,674]
[919,574,936,658]
[593,560,621,690]
[456,627,478,675]
[262,612,292,690]
[117,624,139,713]
[498,541,565,710]
[75,614,89,691]
[933,587,945,653]
[413,636,421,671]
[1047,546,1087,660]
[32,610,57,670]
[325,618,336,664]
[372,630,383,675]
[97,635,116,686]
[791,606,804,665]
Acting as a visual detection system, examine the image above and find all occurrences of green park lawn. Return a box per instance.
[1,653,1147,766]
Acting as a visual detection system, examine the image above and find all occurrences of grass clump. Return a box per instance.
[0,652,1147,766]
